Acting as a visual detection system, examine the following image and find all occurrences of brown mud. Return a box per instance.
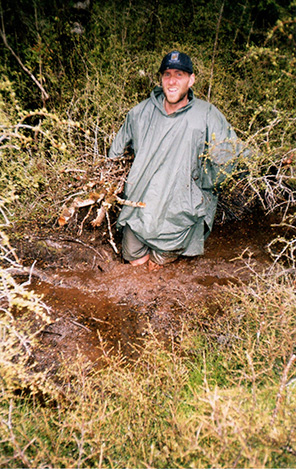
[13,212,281,372]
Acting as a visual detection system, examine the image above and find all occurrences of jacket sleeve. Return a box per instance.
[108,111,134,160]
[201,104,249,190]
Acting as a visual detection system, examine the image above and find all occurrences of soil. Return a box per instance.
[12,211,281,373]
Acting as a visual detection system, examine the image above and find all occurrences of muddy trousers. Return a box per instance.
[122,225,179,265]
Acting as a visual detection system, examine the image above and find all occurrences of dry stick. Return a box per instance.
[105,210,118,254]
[6,265,53,283]
[5,401,36,468]
[207,0,225,102]
[0,13,49,103]
[19,260,37,287]
[0,205,10,225]
[69,319,92,333]
[116,196,146,208]
[58,236,106,271]
[233,1,248,43]
[272,353,296,424]
[246,352,257,406]
[78,205,94,236]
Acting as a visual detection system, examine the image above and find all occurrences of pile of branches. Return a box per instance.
[57,154,141,252]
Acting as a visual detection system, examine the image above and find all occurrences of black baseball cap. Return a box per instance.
[159,50,193,74]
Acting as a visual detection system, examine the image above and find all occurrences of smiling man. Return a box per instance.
[109,50,246,271]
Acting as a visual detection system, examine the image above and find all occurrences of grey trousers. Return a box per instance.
[122,225,179,265]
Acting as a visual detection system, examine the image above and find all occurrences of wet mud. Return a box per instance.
[14,212,281,371]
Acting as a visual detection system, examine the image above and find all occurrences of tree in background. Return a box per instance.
[0,0,295,109]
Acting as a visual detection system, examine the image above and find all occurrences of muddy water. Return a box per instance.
[32,281,147,368]
[28,213,281,370]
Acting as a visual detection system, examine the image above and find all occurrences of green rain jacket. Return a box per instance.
[109,86,244,256]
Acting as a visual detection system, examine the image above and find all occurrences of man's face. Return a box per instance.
[161,69,195,105]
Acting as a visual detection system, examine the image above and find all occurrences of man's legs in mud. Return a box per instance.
[130,255,162,272]
[130,253,150,266]
[148,249,178,271]
[122,225,178,270]
[122,225,150,265]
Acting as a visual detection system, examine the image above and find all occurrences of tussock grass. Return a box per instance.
[1,260,296,467]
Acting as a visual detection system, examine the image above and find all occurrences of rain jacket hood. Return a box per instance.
[109,86,245,256]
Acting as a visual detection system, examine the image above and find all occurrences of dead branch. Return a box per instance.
[105,210,118,253]
[78,205,94,236]
[58,190,146,228]
[6,265,54,284]
[58,197,97,226]
[69,319,92,333]
[57,236,106,261]
[56,153,143,250]
[91,206,106,227]
[207,0,225,102]
[272,354,296,423]
[116,196,146,208]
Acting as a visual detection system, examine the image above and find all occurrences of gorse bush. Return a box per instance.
[1,1,295,196]
[0,227,53,398]
[185,273,296,387]
[1,48,295,232]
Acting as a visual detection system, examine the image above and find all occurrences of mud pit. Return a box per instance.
[15,212,280,372]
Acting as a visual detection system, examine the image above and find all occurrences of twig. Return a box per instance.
[264,18,296,46]
[69,319,91,333]
[0,205,10,225]
[207,0,225,101]
[59,236,106,261]
[62,168,87,174]
[6,266,53,285]
[20,260,37,287]
[3,401,34,467]
[105,210,118,254]
[116,196,146,208]
[41,330,62,336]
[246,351,257,406]
[272,353,296,424]
[91,316,112,326]
[78,205,94,236]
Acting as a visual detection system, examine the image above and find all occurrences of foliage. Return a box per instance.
[0,221,53,397]
[1,0,295,108]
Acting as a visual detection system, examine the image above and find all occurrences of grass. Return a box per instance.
[1,260,296,467]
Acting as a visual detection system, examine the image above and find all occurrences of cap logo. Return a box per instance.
[170,52,179,62]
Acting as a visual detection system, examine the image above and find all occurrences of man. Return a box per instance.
[109,50,245,271]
